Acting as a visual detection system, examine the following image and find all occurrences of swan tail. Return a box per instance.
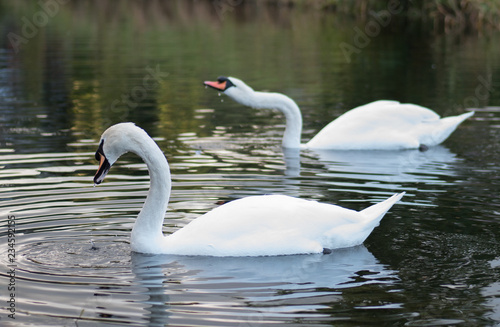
[323,192,405,249]
[427,111,474,146]
[360,192,405,225]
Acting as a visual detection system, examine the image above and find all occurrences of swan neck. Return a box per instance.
[250,91,303,149]
[130,136,171,250]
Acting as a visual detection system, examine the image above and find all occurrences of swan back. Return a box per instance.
[306,100,474,150]
[162,193,404,256]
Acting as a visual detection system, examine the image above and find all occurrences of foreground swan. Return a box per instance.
[94,123,404,256]
[204,76,474,150]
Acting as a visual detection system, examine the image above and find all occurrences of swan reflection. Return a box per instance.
[304,145,459,185]
[130,245,398,325]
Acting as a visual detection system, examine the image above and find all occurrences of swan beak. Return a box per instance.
[204,80,226,91]
[94,150,111,185]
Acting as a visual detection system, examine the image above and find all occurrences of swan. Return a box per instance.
[94,122,405,256]
[204,76,474,150]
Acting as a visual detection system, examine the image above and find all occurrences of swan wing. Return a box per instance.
[163,193,403,256]
[306,101,471,150]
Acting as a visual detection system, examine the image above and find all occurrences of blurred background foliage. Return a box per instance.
[319,0,500,33]
[2,0,500,34]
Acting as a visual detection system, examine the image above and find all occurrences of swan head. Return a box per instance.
[204,76,255,106]
[94,123,148,185]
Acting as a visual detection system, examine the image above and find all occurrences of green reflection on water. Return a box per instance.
[2,0,498,152]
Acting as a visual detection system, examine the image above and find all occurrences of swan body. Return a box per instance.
[94,123,404,256]
[204,77,474,150]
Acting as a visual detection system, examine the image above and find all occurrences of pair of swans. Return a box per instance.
[93,77,473,256]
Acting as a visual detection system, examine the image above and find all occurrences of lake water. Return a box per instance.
[1,1,500,326]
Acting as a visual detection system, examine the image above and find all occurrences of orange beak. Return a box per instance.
[204,80,227,91]
[94,141,111,185]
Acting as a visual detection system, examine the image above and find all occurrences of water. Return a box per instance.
[1,1,500,326]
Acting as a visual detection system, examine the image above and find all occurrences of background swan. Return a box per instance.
[94,123,404,256]
[204,76,474,150]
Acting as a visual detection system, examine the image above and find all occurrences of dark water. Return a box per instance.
[1,1,500,326]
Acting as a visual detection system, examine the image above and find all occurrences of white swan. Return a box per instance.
[204,76,474,150]
[94,123,404,256]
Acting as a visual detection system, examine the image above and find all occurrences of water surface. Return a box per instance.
[1,2,500,326]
